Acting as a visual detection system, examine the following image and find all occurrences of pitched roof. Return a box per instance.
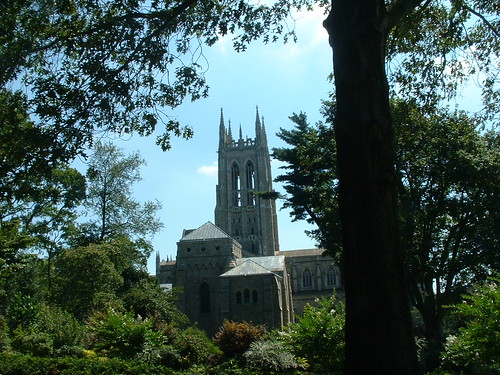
[220,255,285,278]
[180,221,231,241]
[276,248,327,257]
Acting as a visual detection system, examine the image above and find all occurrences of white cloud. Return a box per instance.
[197,161,218,176]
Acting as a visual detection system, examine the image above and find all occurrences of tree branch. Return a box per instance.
[456,0,500,38]
[385,0,432,32]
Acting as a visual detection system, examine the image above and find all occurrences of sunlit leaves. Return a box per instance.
[76,142,163,260]
[387,0,499,118]
[272,111,341,256]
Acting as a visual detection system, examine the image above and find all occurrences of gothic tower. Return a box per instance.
[215,107,279,256]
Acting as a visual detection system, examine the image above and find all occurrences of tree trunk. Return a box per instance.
[324,2,420,374]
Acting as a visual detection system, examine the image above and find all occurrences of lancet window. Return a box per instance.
[199,282,211,313]
[231,162,241,206]
[326,266,338,287]
[245,161,256,205]
[302,268,313,288]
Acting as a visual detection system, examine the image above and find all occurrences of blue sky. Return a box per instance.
[95,7,484,274]
[104,8,334,273]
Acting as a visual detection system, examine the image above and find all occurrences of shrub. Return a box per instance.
[10,327,53,356]
[136,328,182,367]
[138,325,222,370]
[174,326,222,367]
[436,277,500,375]
[0,352,170,375]
[213,320,267,358]
[33,304,84,349]
[85,309,152,359]
[0,315,9,352]
[285,295,345,374]
[244,338,307,374]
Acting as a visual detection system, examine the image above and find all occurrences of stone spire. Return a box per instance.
[261,114,268,147]
[219,108,225,149]
[228,120,233,141]
[255,106,262,143]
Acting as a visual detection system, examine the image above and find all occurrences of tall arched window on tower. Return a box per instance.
[231,162,241,207]
[199,282,211,313]
[245,161,256,205]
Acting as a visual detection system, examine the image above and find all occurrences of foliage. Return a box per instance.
[53,243,124,319]
[272,111,341,256]
[75,142,163,257]
[213,320,267,358]
[284,295,345,374]
[121,276,188,326]
[10,327,53,357]
[136,328,182,367]
[0,0,319,154]
[4,293,42,330]
[276,100,499,351]
[0,315,9,352]
[392,99,500,357]
[437,277,500,375]
[85,309,152,359]
[173,326,222,368]
[0,90,86,300]
[0,352,169,375]
[386,1,500,120]
[244,339,307,374]
[32,304,84,350]
[6,303,83,355]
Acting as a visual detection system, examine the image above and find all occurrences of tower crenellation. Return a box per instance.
[215,107,279,256]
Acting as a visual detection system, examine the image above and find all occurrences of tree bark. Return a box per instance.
[324,1,420,374]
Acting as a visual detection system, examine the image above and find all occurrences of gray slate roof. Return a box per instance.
[180,221,231,241]
[220,255,285,277]
[276,248,326,257]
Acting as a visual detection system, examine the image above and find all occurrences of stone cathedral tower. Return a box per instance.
[214,107,279,256]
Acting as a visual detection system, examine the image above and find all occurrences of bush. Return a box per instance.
[10,327,53,356]
[285,295,345,374]
[136,327,182,367]
[33,304,84,349]
[436,277,500,375]
[138,325,221,370]
[0,315,9,352]
[85,309,152,359]
[0,352,170,375]
[174,326,222,367]
[244,339,307,374]
[213,320,267,358]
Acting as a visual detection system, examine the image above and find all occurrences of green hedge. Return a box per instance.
[0,353,174,375]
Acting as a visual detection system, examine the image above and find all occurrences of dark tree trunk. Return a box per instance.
[324,2,420,374]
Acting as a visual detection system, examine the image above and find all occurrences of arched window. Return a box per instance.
[302,268,312,288]
[231,162,241,206]
[199,282,211,313]
[245,161,256,205]
[252,290,258,304]
[243,289,250,304]
[326,266,337,287]
[236,291,242,304]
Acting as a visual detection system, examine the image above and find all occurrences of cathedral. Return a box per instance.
[156,108,341,336]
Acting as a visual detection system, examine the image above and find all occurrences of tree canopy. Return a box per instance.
[273,99,499,369]
[77,142,163,251]
[2,0,499,373]
[2,0,496,158]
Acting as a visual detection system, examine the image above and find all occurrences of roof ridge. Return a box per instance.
[180,221,232,241]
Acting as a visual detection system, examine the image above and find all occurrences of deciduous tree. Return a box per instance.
[2,1,498,373]
[75,142,163,263]
[274,99,499,371]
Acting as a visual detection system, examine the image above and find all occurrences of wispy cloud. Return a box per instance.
[197,161,218,176]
